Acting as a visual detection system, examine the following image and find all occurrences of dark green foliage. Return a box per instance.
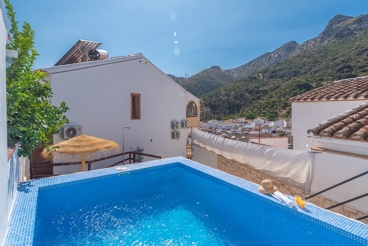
[5,0,69,157]
[244,112,256,120]
[167,74,185,83]
[179,66,236,97]
[201,30,368,121]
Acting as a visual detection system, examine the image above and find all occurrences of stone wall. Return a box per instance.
[218,155,368,225]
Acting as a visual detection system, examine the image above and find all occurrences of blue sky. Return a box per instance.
[9,0,368,77]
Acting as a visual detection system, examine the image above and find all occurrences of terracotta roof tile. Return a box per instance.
[307,102,368,141]
[291,76,368,102]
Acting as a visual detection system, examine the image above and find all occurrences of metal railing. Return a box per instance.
[304,170,368,221]
[31,151,163,179]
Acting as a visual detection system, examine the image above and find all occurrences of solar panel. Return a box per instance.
[54,40,102,66]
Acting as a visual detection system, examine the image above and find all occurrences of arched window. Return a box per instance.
[186,101,197,117]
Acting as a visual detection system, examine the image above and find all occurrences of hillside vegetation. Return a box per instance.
[225,41,299,78]
[179,66,236,97]
[201,30,368,120]
[167,74,185,83]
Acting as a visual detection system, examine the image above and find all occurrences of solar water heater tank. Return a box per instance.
[88,49,109,61]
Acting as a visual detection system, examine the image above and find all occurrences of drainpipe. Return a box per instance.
[191,127,193,160]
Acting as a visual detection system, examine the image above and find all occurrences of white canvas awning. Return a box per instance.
[192,128,313,191]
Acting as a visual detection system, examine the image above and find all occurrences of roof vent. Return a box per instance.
[88,49,109,61]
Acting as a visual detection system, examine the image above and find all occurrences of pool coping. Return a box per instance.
[5,157,368,245]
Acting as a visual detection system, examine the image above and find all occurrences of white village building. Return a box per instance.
[217,122,236,130]
[291,76,368,151]
[207,120,220,128]
[283,126,292,134]
[285,118,292,127]
[306,102,368,217]
[291,76,368,217]
[42,40,200,174]
[261,126,273,134]
[274,119,287,129]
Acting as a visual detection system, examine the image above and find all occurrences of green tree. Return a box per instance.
[5,0,69,157]
[244,112,255,120]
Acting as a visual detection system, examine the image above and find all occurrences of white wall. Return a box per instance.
[292,101,367,151]
[250,137,288,149]
[192,144,217,169]
[312,152,368,214]
[0,3,9,244]
[274,120,286,129]
[49,56,199,174]
[207,120,219,128]
[6,148,21,212]
[19,157,29,180]
[311,138,368,156]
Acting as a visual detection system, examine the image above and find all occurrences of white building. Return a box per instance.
[274,119,287,129]
[285,119,292,127]
[199,121,208,128]
[261,126,273,134]
[243,122,255,129]
[0,2,8,243]
[250,137,288,148]
[0,2,19,244]
[207,120,220,128]
[306,102,368,216]
[292,76,368,151]
[284,126,292,134]
[43,40,200,174]
[250,128,261,135]
[217,122,236,130]
[292,77,368,215]
[253,118,265,124]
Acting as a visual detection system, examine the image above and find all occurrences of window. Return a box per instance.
[131,93,141,119]
[186,101,197,117]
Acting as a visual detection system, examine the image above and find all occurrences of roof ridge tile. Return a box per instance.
[307,102,368,141]
[291,76,368,102]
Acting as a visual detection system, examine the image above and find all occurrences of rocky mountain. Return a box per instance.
[225,41,300,78]
[300,14,368,50]
[225,14,368,79]
[225,14,368,78]
[200,16,368,120]
[170,13,368,120]
[179,66,236,97]
[167,74,185,83]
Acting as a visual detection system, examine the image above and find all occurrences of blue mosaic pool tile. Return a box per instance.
[4,156,368,245]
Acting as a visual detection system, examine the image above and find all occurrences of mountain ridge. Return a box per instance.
[201,28,368,120]
[168,13,368,120]
[225,41,300,78]
[167,74,185,83]
[178,66,236,97]
[174,13,368,98]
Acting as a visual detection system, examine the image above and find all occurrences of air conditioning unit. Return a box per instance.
[171,121,181,130]
[171,131,181,140]
[133,147,144,163]
[181,120,189,128]
[60,125,83,139]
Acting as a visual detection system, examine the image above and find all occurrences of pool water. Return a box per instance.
[34,164,364,245]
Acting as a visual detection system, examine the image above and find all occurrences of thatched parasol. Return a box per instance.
[42,134,120,171]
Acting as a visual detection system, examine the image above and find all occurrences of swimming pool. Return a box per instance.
[5,157,368,245]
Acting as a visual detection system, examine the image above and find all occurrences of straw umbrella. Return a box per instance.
[42,134,120,171]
